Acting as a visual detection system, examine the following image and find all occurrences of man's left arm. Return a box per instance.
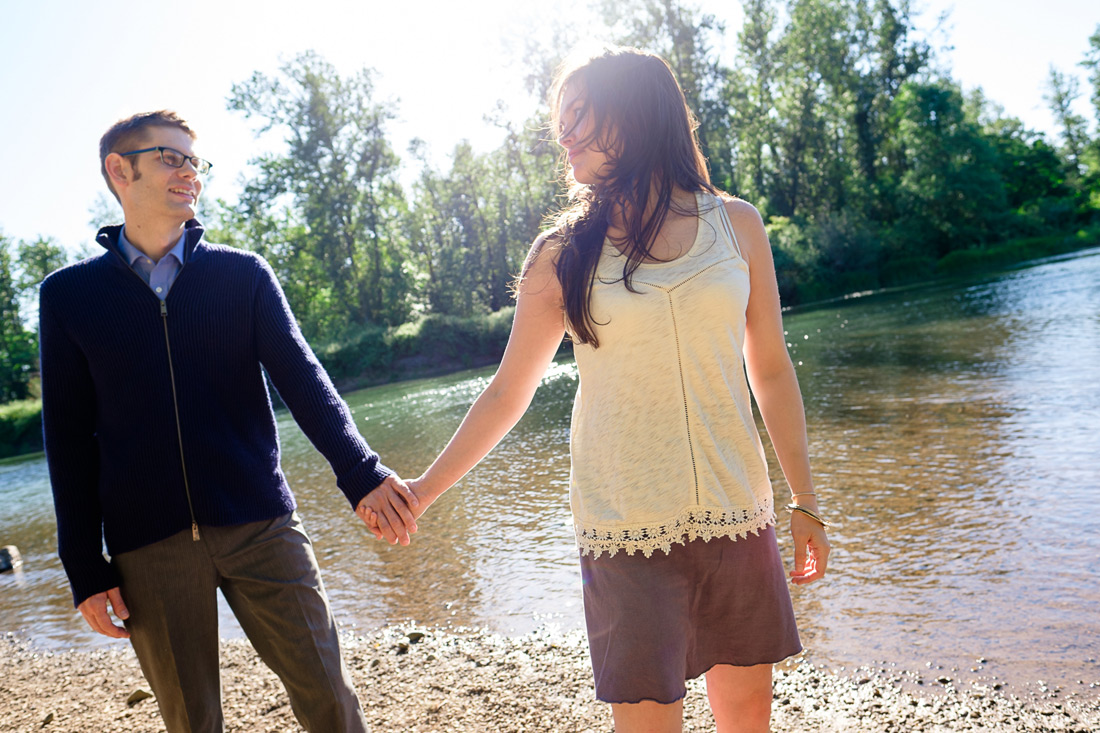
[251,258,416,523]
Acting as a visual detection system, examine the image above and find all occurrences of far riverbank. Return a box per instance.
[3,232,1097,461]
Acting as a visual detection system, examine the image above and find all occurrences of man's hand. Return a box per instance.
[78,587,130,639]
[356,474,420,546]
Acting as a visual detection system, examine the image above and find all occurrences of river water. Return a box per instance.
[2,248,1098,702]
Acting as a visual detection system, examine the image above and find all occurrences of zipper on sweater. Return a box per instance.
[160,299,201,541]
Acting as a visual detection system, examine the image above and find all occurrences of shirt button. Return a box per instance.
[155,287,163,293]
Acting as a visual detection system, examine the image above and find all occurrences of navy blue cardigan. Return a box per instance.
[40,221,390,606]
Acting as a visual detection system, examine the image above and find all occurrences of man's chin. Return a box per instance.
[172,204,199,223]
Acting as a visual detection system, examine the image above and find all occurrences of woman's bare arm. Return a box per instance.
[731,199,830,584]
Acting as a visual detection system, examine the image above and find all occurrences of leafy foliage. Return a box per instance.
[0,234,37,402]
[224,51,414,339]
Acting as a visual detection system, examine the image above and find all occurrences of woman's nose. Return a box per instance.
[557,122,573,148]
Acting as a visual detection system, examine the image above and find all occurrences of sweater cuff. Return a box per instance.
[337,459,394,509]
[64,555,122,609]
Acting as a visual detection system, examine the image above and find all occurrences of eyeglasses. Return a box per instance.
[119,146,213,175]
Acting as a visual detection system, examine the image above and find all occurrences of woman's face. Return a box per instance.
[557,83,615,185]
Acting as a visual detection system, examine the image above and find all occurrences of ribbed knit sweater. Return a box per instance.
[40,221,390,607]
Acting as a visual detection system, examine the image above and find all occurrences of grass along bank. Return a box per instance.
[0,399,43,460]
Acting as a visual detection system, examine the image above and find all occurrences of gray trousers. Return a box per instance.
[112,512,368,733]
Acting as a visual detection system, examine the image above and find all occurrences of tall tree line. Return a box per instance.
[209,0,1100,337]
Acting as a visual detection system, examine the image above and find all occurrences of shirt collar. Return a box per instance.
[118,227,187,266]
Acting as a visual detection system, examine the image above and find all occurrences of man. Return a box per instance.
[40,110,418,732]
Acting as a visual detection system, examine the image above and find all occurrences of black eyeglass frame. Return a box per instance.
[119,146,213,175]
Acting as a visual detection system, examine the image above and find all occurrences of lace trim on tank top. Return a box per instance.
[575,501,776,558]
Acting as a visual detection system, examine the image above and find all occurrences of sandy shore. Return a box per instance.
[2,625,1096,732]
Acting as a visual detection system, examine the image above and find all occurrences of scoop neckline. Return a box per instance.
[602,191,709,268]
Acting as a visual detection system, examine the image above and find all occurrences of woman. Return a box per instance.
[361,47,830,732]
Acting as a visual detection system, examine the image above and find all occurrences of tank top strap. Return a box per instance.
[713,195,744,260]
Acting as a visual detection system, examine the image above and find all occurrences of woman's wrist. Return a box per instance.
[789,489,818,507]
[414,472,451,504]
[786,503,832,528]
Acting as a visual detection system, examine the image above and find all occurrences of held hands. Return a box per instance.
[78,587,130,639]
[789,511,830,585]
[355,473,423,546]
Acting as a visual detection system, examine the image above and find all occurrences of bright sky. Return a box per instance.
[0,0,1096,253]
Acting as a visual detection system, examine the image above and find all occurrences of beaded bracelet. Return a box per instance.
[786,503,833,528]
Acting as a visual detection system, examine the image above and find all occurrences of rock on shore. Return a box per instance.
[2,625,1096,732]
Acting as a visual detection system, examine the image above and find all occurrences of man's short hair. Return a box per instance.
[99,111,197,201]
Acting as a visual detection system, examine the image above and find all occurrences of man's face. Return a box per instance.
[119,126,203,225]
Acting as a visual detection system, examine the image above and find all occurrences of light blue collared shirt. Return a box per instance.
[118,228,186,300]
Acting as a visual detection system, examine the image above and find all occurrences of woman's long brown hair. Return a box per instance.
[544,47,716,347]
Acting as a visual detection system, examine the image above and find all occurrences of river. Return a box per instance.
[2,248,1098,703]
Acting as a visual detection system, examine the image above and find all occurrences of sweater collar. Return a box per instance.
[97,219,205,266]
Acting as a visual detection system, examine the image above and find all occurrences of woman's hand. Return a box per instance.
[355,473,420,545]
[788,512,829,584]
[358,475,444,545]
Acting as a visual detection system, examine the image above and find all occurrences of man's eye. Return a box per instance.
[163,150,184,166]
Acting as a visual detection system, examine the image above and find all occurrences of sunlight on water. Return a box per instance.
[2,248,1098,700]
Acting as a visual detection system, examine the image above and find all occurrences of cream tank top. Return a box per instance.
[568,192,774,558]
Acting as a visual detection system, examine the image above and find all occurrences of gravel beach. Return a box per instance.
[2,625,1097,732]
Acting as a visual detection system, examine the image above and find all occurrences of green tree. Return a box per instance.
[1080,25,1100,128]
[1044,67,1090,176]
[728,0,780,206]
[15,236,69,329]
[407,142,494,316]
[1076,25,1100,207]
[0,234,36,402]
[885,80,1006,257]
[728,0,932,218]
[767,0,853,219]
[846,0,931,217]
[975,105,1070,232]
[227,51,413,339]
[407,112,559,317]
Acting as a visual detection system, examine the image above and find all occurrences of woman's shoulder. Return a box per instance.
[525,228,568,268]
[710,193,769,262]
[714,194,764,228]
[516,229,566,298]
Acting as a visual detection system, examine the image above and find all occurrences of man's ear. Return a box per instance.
[104,153,131,191]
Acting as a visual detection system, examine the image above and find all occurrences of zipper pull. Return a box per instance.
[192,521,201,541]
[160,300,168,318]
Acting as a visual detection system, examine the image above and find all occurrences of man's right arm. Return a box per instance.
[39,280,120,609]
